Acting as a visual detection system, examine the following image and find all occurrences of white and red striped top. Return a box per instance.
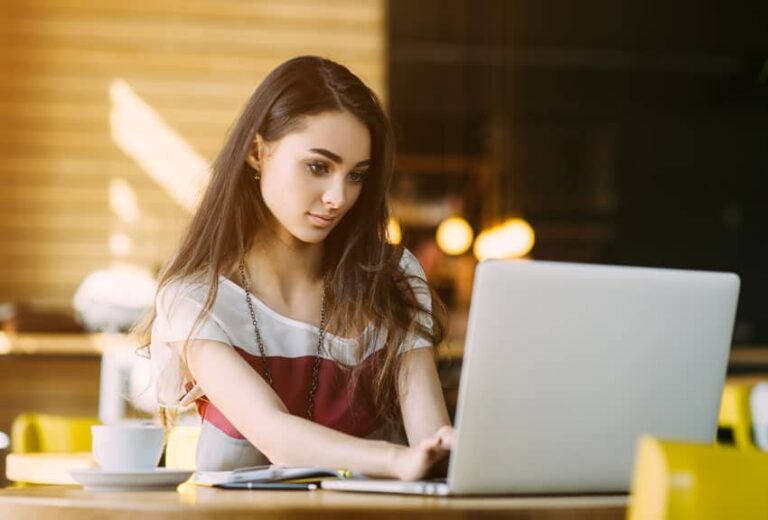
[150,249,433,470]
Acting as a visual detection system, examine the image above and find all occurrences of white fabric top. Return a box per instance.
[149,247,433,409]
[149,248,434,470]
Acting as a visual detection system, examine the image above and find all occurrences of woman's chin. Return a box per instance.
[291,226,333,245]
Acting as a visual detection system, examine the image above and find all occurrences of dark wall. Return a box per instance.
[388,0,768,343]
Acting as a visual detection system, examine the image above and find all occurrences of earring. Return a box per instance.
[247,152,261,180]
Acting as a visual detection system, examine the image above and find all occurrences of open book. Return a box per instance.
[195,465,352,487]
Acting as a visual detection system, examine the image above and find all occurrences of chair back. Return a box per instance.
[11,413,99,454]
[628,435,768,520]
[718,382,753,448]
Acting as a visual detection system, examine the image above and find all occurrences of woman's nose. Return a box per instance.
[321,179,346,209]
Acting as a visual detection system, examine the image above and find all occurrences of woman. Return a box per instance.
[140,56,453,480]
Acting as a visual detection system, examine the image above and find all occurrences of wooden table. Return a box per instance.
[0,483,628,519]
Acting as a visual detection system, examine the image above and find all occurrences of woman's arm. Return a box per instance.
[183,339,404,477]
[398,347,452,446]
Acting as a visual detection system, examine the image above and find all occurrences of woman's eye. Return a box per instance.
[307,161,330,175]
[348,171,367,183]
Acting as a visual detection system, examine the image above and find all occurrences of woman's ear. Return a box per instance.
[245,134,263,170]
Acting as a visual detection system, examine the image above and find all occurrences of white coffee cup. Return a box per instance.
[91,424,166,471]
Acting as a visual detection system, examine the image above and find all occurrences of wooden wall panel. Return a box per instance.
[0,0,387,311]
[0,353,101,484]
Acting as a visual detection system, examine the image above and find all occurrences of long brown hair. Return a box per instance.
[136,55,445,425]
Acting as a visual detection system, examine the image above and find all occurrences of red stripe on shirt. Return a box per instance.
[193,347,386,440]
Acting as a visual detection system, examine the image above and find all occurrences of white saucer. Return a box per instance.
[69,467,193,492]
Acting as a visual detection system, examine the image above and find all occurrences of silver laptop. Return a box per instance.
[322,259,740,496]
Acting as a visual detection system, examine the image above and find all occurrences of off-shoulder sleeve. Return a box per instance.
[398,248,435,354]
[149,280,231,407]
[153,281,230,344]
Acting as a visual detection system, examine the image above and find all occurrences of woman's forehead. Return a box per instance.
[277,111,371,163]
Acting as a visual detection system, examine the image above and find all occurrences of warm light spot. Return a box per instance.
[177,479,199,503]
[0,333,11,355]
[500,218,536,257]
[473,218,535,260]
[109,178,141,223]
[436,217,474,255]
[109,79,208,213]
[472,229,497,261]
[109,232,134,257]
[387,217,402,244]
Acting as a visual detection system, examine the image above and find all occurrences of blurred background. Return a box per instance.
[0,0,767,480]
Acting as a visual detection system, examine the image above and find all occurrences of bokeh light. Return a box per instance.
[436,217,474,255]
[473,218,535,260]
[386,217,402,244]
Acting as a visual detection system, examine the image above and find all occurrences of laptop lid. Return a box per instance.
[447,260,739,495]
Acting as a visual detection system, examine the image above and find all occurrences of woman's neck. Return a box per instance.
[240,234,324,308]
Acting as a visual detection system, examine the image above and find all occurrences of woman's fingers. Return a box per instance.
[421,435,450,462]
[436,431,453,449]
[425,441,450,467]
[394,435,450,481]
[426,425,454,450]
[419,435,441,451]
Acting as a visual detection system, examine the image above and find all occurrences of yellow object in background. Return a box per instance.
[628,435,768,520]
[8,413,99,486]
[436,217,474,255]
[165,425,201,470]
[718,382,754,449]
[11,413,99,454]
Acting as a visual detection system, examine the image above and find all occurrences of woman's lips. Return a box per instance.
[307,213,336,228]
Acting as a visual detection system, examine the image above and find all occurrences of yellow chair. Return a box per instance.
[718,382,753,449]
[165,425,200,470]
[7,413,99,486]
[10,413,100,454]
[628,435,768,520]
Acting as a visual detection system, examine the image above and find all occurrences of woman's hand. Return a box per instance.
[390,425,453,481]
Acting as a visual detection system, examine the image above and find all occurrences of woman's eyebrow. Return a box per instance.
[309,148,370,167]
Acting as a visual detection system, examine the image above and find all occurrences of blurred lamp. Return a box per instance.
[72,264,157,333]
[436,217,474,255]
[386,217,402,244]
[473,218,535,260]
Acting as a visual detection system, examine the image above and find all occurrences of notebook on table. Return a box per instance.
[322,259,740,496]
[195,464,351,490]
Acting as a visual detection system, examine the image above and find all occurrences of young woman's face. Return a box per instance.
[253,110,371,245]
